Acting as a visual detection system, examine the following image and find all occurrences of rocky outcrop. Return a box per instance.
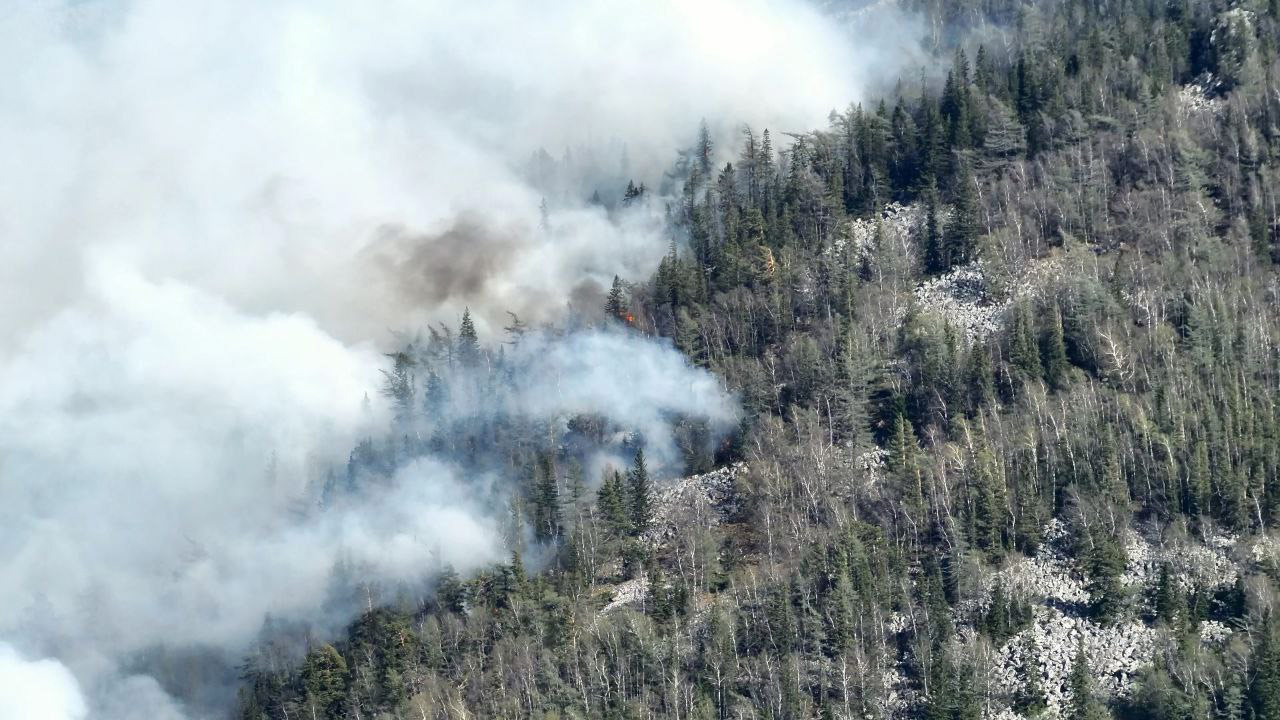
[1122,529,1238,594]
[910,255,1068,344]
[964,519,1090,618]
[599,577,650,615]
[991,607,1157,718]
[968,519,1262,718]
[596,464,746,617]
[1198,620,1233,646]
[913,263,1004,343]
[643,462,746,545]
[833,201,924,261]
[1176,78,1224,118]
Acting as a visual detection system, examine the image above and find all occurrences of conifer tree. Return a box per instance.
[1010,303,1043,382]
[766,581,797,655]
[1087,533,1127,623]
[628,448,652,536]
[972,443,1007,556]
[597,469,629,537]
[1015,636,1048,717]
[1067,640,1108,720]
[531,452,561,542]
[974,45,994,94]
[924,647,980,720]
[1041,307,1072,391]
[945,160,980,268]
[924,185,945,274]
[888,413,925,526]
[941,49,972,149]
[457,308,480,368]
[1152,563,1184,626]
[301,644,348,720]
[826,567,856,657]
[966,340,995,412]
[435,565,467,614]
[1252,614,1280,720]
[381,350,416,423]
[604,275,629,323]
[422,369,446,414]
[697,119,714,177]
[760,129,776,219]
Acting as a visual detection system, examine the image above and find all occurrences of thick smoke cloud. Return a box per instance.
[0,644,87,720]
[0,0,874,345]
[0,0,906,717]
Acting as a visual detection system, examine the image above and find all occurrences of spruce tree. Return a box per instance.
[1152,563,1184,626]
[423,369,446,414]
[1010,303,1043,382]
[697,119,714,177]
[301,644,348,720]
[966,340,995,413]
[1041,307,1071,391]
[628,448,652,536]
[1252,614,1280,720]
[888,413,926,529]
[381,350,416,423]
[1014,636,1048,717]
[1067,639,1106,720]
[604,275,629,323]
[457,308,480,368]
[923,185,944,274]
[983,581,1011,640]
[531,452,561,542]
[1087,533,1127,623]
[597,469,629,537]
[945,160,980,269]
[972,444,1006,556]
[827,568,856,656]
[436,565,467,614]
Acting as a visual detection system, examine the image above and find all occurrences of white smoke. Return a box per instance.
[0,644,87,720]
[0,0,875,346]
[499,331,740,464]
[0,0,905,716]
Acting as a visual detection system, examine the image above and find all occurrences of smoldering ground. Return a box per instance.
[0,0,926,717]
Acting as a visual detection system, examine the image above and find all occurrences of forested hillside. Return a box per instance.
[239,1,1280,718]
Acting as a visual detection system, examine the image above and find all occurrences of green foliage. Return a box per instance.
[300,644,347,719]
[1086,532,1129,623]
[1067,640,1108,720]
[531,451,561,542]
[604,275,629,323]
[1041,307,1072,391]
[981,581,1031,644]
[457,308,480,368]
[627,448,652,536]
[597,468,629,539]
[944,160,980,269]
[1252,615,1280,720]
[1151,564,1185,627]
[924,647,980,720]
[1014,636,1047,717]
[435,564,467,614]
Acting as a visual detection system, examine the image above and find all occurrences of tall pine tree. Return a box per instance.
[628,448,652,536]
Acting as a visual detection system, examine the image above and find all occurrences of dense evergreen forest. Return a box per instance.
[239,1,1280,718]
